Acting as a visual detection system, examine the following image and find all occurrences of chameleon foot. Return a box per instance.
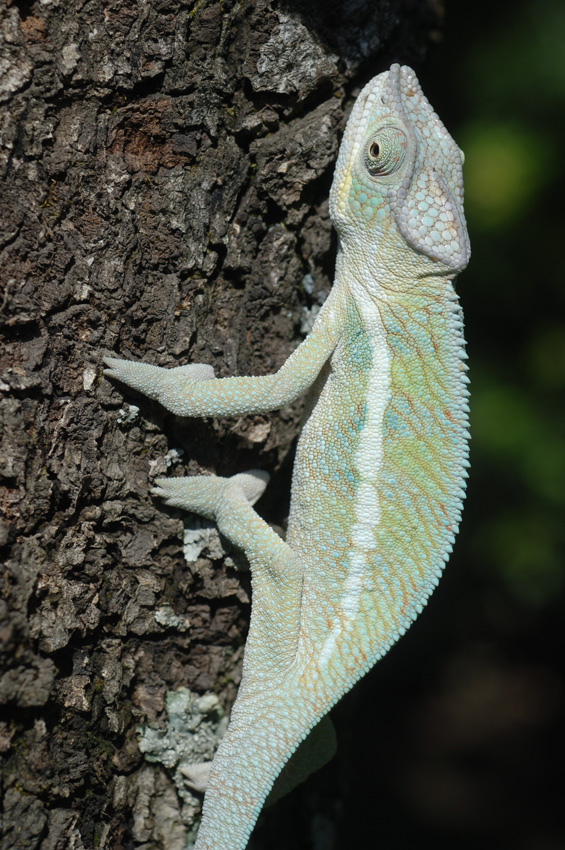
[104,356,216,399]
[180,761,213,794]
[152,470,270,518]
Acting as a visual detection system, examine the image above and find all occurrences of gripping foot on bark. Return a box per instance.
[152,470,270,521]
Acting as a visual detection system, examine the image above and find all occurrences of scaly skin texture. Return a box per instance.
[104,64,470,850]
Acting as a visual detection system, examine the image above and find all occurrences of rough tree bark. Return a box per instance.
[0,1,442,847]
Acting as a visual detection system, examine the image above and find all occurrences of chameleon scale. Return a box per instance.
[104,64,470,850]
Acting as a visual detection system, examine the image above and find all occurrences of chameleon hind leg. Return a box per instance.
[153,471,303,673]
[154,472,335,845]
[183,713,336,804]
[163,473,337,823]
[266,713,337,805]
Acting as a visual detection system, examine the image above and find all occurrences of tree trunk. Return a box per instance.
[0,1,441,847]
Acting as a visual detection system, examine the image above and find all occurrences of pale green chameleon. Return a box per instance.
[105,64,470,850]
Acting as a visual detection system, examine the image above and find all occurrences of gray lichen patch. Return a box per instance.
[154,603,191,632]
[137,688,228,847]
[183,518,226,563]
[116,403,140,424]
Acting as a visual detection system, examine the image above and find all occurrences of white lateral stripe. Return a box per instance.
[318,305,391,670]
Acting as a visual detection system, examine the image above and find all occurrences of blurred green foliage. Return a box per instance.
[462,122,553,229]
[445,0,565,607]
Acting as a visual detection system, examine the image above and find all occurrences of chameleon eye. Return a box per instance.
[365,127,408,177]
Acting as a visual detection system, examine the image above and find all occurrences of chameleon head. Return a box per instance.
[329,64,470,276]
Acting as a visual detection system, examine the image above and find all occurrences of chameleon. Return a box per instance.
[104,64,470,850]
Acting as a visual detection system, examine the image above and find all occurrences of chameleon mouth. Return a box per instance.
[386,65,471,272]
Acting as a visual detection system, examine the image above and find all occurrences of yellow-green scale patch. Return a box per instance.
[356,286,468,664]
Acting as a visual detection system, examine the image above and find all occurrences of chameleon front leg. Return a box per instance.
[103,285,345,418]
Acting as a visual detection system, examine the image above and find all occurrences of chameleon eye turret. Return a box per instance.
[364,126,408,176]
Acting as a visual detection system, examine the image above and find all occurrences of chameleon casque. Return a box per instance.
[105,64,470,849]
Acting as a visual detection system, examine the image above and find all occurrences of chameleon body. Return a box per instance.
[105,65,470,850]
